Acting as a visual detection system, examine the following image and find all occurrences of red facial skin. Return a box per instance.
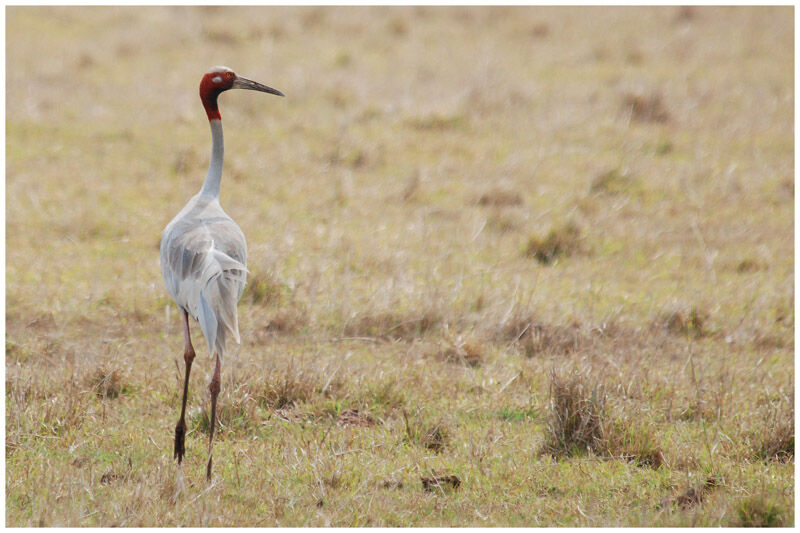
[199,70,236,121]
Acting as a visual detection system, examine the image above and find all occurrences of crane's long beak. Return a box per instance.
[232,76,285,97]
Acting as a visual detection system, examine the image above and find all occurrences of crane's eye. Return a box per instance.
[212,76,222,84]
[226,72,234,79]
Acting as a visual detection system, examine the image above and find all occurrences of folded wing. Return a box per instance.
[161,196,247,360]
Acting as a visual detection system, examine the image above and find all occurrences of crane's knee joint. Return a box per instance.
[209,377,220,396]
[184,346,195,364]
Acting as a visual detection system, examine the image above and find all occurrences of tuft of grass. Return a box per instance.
[751,398,794,462]
[654,305,708,338]
[39,382,90,436]
[243,271,286,306]
[601,417,664,468]
[261,307,308,336]
[87,367,124,399]
[622,92,670,123]
[421,473,461,492]
[402,409,452,453]
[258,360,343,410]
[486,210,524,233]
[336,408,376,427]
[735,258,762,273]
[542,371,665,468]
[523,221,583,265]
[406,113,466,131]
[381,478,404,490]
[733,494,787,527]
[357,379,406,418]
[673,475,718,509]
[99,470,121,485]
[541,369,606,457]
[430,333,484,367]
[590,168,636,195]
[497,315,582,357]
[477,188,523,207]
[342,310,441,341]
[655,139,673,155]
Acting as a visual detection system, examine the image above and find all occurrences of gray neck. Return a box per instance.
[200,119,224,198]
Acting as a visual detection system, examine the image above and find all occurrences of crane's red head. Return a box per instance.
[199,66,285,121]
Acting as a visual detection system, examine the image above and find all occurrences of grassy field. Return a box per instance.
[5,6,794,526]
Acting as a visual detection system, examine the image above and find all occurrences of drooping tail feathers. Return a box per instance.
[195,245,247,360]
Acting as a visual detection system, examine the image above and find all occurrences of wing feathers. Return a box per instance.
[194,245,246,359]
[160,196,247,361]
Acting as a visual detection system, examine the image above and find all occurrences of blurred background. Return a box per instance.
[7,6,792,326]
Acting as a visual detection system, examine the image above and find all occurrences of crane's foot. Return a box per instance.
[174,419,186,464]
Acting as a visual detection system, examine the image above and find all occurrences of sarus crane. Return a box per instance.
[160,66,284,480]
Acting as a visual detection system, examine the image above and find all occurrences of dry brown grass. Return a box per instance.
[653,305,709,339]
[733,493,788,527]
[751,397,794,462]
[341,310,442,341]
[402,408,452,453]
[541,369,606,457]
[420,473,461,492]
[258,307,308,336]
[589,168,637,196]
[427,330,485,367]
[336,408,376,428]
[497,315,584,357]
[543,369,667,469]
[87,366,125,399]
[622,92,670,123]
[242,270,286,306]
[523,221,584,265]
[477,188,524,207]
[601,417,665,469]
[6,5,792,527]
[672,475,719,510]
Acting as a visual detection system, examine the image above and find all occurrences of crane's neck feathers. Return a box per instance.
[202,95,222,121]
[200,119,224,198]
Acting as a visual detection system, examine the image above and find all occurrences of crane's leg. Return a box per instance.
[206,351,221,480]
[174,309,195,464]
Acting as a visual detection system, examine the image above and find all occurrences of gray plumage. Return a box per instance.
[160,193,247,361]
